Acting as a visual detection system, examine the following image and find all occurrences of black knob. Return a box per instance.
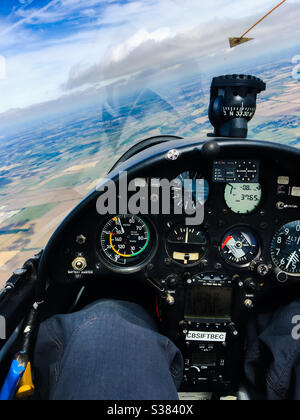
[228,323,239,337]
[179,320,188,331]
[167,275,179,289]
[244,278,258,293]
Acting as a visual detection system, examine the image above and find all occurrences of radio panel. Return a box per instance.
[182,322,231,390]
[162,273,242,393]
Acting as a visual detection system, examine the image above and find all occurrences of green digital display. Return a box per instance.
[224,183,262,214]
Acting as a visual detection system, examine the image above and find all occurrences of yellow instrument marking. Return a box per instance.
[173,252,199,263]
[109,233,132,258]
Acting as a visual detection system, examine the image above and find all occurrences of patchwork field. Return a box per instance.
[0,58,299,287]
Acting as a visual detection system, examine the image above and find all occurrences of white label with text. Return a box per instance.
[186,331,227,342]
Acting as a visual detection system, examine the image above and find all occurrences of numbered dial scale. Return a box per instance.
[220,227,260,267]
[166,225,208,266]
[271,221,300,276]
[100,215,152,268]
[171,171,210,212]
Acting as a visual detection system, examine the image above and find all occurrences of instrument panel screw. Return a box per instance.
[257,264,269,277]
[166,149,180,161]
[276,202,285,210]
[76,235,86,245]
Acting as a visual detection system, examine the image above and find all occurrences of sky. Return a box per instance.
[0,0,299,117]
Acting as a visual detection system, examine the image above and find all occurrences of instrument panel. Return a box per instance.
[89,158,300,282]
[44,140,300,393]
[95,215,299,278]
[51,142,300,298]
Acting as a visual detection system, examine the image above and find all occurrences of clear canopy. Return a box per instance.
[0,0,299,285]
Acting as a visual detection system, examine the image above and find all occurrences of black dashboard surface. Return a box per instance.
[40,137,300,289]
[38,137,300,392]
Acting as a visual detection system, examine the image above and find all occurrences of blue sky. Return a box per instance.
[0,0,299,115]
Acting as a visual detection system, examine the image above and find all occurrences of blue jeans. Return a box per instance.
[34,298,300,400]
[244,299,300,400]
[33,300,183,400]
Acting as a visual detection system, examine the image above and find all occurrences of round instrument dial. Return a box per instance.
[270,221,300,276]
[171,171,210,212]
[100,215,151,268]
[166,225,208,266]
[220,227,260,267]
[224,183,262,214]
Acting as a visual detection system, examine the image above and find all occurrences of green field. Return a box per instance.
[8,203,58,226]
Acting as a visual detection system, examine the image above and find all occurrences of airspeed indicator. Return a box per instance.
[100,215,151,268]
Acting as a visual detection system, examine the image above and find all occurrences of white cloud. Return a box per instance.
[110,28,174,63]
[18,0,34,5]
[13,0,113,25]
[0,0,300,114]
[63,2,300,91]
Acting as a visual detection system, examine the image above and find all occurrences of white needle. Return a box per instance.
[185,228,189,244]
[117,217,125,234]
[286,251,297,269]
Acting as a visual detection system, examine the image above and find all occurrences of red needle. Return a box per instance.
[222,236,233,250]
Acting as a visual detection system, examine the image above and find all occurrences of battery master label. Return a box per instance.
[186,331,227,342]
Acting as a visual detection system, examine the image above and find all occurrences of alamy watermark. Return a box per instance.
[292,316,300,340]
[292,55,300,81]
[96,172,205,226]
[0,315,6,340]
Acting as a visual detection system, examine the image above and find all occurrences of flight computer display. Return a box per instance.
[213,160,260,183]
